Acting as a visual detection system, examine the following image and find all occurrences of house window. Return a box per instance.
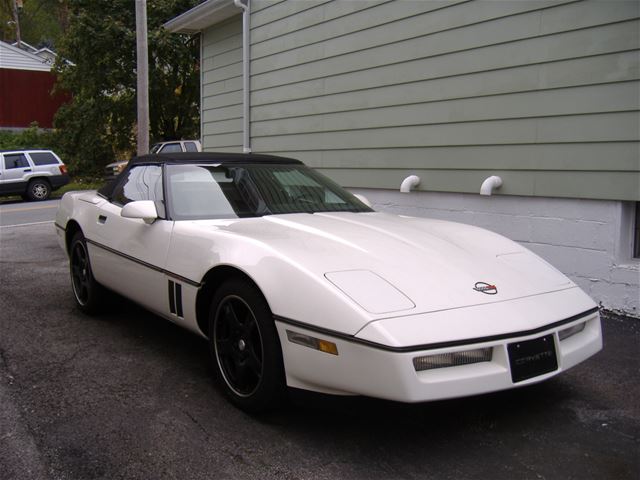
[634,202,640,259]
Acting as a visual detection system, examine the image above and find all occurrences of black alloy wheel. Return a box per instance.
[26,179,51,201]
[70,232,103,314]
[209,278,285,412]
[215,295,264,396]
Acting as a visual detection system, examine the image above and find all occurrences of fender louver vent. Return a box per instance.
[168,280,183,317]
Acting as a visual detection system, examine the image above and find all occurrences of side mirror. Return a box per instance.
[121,200,158,224]
[353,193,372,208]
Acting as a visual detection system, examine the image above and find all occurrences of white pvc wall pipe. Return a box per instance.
[480,176,503,196]
[400,175,421,193]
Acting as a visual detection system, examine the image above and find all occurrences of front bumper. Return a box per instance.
[275,293,602,402]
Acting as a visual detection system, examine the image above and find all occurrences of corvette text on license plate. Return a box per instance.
[507,334,558,383]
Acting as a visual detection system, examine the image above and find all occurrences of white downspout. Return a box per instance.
[234,0,251,153]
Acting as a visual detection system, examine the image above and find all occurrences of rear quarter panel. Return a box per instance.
[55,191,104,254]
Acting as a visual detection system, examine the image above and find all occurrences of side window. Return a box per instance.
[4,154,30,169]
[110,165,165,217]
[29,152,59,165]
[184,142,198,152]
[159,143,182,153]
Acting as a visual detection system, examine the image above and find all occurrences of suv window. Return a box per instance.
[29,152,59,165]
[160,143,182,153]
[111,165,165,216]
[4,154,30,169]
[184,142,198,152]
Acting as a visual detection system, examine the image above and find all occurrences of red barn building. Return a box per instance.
[0,40,68,129]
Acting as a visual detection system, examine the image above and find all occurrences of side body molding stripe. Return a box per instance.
[85,238,201,288]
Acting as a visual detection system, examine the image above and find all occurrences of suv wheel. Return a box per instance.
[26,179,51,201]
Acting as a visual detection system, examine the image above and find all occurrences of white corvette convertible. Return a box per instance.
[55,153,602,411]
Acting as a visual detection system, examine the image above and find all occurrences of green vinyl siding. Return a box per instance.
[202,16,243,152]
[251,112,638,150]
[251,0,459,46]
[272,143,639,172]
[202,0,640,200]
[251,82,639,135]
[304,169,640,201]
[250,20,638,92]
[251,52,638,120]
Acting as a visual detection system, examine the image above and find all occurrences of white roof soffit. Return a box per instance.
[164,0,240,34]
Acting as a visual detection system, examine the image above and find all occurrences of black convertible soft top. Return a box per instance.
[99,152,303,198]
[129,151,302,166]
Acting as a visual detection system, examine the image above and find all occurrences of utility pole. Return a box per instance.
[12,0,22,47]
[135,0,149,156]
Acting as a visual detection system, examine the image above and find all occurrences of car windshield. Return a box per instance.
[166,163,372,220]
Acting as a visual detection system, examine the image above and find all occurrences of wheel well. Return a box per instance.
[64,221,82,255]
[28,177,51,186]
[195,266,262,337]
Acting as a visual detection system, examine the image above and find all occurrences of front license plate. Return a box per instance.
[507,334,558,383]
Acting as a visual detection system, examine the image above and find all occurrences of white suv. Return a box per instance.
[104,140,202,179]
[0,149,70,201]
[150,140,201,154]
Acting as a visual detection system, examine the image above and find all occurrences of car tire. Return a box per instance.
[209,278,286,413]
[26,178,51,201]
[69,232,104,314]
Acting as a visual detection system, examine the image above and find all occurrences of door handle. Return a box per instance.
[98,215,107,224]
[23,168,32,172]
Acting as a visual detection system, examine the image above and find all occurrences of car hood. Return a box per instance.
[206,212,574,318]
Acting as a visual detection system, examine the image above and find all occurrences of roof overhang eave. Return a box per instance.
[163,0,240,34]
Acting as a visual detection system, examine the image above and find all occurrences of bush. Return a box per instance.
[0,123,56,151]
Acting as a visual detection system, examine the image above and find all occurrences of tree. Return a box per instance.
[53,0,200,173]
[0,0,19,43]
[0,0,67,47]
[148,12,200,142]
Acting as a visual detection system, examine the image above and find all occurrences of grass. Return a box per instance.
[55,177,105,197]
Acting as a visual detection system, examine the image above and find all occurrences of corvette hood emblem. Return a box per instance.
[473,282,498,295]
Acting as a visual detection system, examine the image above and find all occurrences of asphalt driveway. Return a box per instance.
[0,222,638,480]
[0,199,60,227]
